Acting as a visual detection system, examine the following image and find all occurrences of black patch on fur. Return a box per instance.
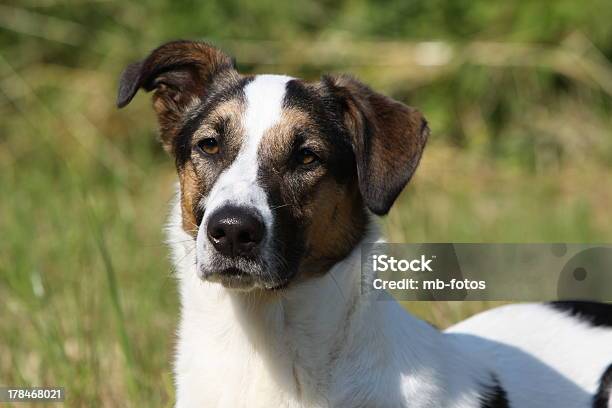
[593,363,612,408]
[262,182,304,285]
[283,79,357,185]
[549,301,612,328]
[174,75,254,167]
[479,375,510,408]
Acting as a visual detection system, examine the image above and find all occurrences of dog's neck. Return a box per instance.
[223,239,367,401]
[169,195,489,407]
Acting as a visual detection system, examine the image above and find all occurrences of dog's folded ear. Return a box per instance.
[117,40,236,147]
[324,75,429,215]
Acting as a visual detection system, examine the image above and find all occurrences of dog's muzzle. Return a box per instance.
[198,205,269,289]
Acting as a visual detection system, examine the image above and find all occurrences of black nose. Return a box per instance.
[207,206,265,258]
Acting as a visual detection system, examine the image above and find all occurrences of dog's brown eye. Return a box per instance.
[197,138,219,155]
[297,148,318,165]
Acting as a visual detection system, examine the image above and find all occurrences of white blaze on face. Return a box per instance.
[196,75,293,263]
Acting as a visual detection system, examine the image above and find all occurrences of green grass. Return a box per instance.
[2,1,612,406]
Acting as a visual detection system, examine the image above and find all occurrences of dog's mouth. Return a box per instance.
[204,267,256,290]
[196,247,296,291]
[199,263,293,291]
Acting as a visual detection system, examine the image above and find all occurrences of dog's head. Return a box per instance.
[118,40,428,291]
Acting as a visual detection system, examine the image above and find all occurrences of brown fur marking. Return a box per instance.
[179,97,248,234]
[259,107,367,277]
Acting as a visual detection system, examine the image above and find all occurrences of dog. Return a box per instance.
[117,40,612,408]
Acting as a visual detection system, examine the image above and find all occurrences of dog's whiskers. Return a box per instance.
[270,203,292,211]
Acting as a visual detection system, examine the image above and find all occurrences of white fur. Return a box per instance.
[169,75,612,407]
[447,304,612,407]
[170,192,612,407]
[173,200,483,407]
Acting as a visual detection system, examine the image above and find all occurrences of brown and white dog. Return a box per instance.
[118,40,612,408]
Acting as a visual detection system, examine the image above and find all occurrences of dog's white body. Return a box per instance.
[158,74,612,408]
[170,206,612,407]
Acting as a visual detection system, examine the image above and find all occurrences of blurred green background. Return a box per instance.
[1,1,612,406]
